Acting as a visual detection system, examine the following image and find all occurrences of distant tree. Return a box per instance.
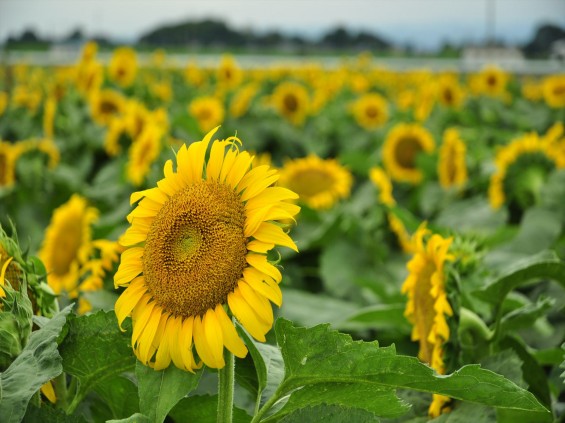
[65,28,84,42]
[321,27,353,48]
[19,29,41,43]
[523,23,565,58]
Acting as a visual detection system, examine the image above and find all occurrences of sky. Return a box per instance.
[1,0,564,50]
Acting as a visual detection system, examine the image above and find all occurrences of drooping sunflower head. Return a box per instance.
[402,224,454,417]
[489,132,565,210]
[350,93,389,130]
[126,121,164,186]
[90,89,126,126]
[383,123,435,184]
[188,96,225,134]
[271,81,310,126]
[39,195,99,295]
[438,128,468,190]
[114,127,300,372]
[278,155,353,210]
[542,74,565,109]
[109,47,138,88]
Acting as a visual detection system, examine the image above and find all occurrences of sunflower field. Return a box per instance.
[1,43,565,423]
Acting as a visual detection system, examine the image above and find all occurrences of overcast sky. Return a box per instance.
[1,0,564,49]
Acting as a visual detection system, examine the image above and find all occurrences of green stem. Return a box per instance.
[217,350,235,423]
[53,373,68,410]
[251,385,285,423]
[458,307,493,343]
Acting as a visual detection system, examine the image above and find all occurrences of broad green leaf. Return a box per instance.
[277,404,380,423]
[59,311,136,405]
[497,408,553,423]
[23,405,89,423]
[136,360,202,423]
[475,250,565,303]
[168,395,251,423]
[0,305,72,423]
[107,413,150,423]
[274,319,548,413]
[338,304,411,333]
[432,402,496,423]
[93,375,139,420]
[265,382,410,422]
[499,297,555,335]
[435,197,507,236]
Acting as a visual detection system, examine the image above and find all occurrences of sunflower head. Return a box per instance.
[230,83,258,118]
[471,66,509,98]
[271,82,310,126]
[436,75,464,108]
[188,96,225,133]
[75,60,103,96]
[217,55,243,89]
[109,47,138,88]
[126,122,164,186]
[438,128,468,190]
[542,74,565,109]
[350,93,389,130]
[383,123,435,184]
[0,141,20,188]
[278,155,353,210]
[114,127,300,372]
[90,89,126,126]
[0,92,8,117]
[80,41,98,63]
[369,166,395,207]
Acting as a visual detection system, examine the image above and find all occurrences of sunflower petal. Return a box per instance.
[252,222,298,252]
[114,277,146,329]
[214,305,247,358]
[228,289,268,342]
[246,254,282,282]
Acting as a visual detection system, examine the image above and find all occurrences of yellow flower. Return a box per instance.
[230,83,258,118]
[0,141,22,188]
[521,77,543,102]
[188,96,225,133]
[12,86,42,113]
[184,62,206,88]
[469,66,509,98]
[75,60,103,96]
[151,80,173,103]
[114,127,300,371]
[43,97,57,138]
[109,47,138,88]
[80,41,98,63]
[402,225,454,417]
[369,166,395,206]
[271,82,310,126]
[383,123,435,184]
[104,118,127,156]
[436,75,464,108]
[0,92,7,116]
[438,128,468,190]
[126,122,163,186]
[387,213,414,253]
[488,132,565,209]
[542,74,565,109]
[350,93,388,130]
[278,155,352,210]
[39,195,99,295]
[217,55,243,90]
[125,100,150,139]
[90,89,126,126]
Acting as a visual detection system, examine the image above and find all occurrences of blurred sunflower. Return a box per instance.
[109,47,138,88]
[114,127,300,371]
[383,123,435,184]
[104,118,128,156]
[489,132,565,210]
[43,96,57,138]
[438,128,468,190]
[350,93,389,130]
[0,142,22,188]
[542,74,565,108]
[402,225,454,417]
[279,155,352,210]
[189,96,225,133]
[0,91,8,116]
[470,66,509,99]
[75,60,103,96]
[125,100,150,139]
[230,83,258,118]
[436,75,464,109]
[90,89,126,126]
[184,62,206,88]
[217,55,243,90]
[369,166,395,207]
[521,77,543,102]
[39,195,99,295]
[80,41,98,63]
[271,82,310,126]
[126,122,163,186]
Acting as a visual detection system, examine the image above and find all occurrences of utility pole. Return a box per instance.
[486,0,496,46]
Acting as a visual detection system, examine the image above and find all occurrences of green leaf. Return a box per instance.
[432,402,496,423]
[272,319,548,413]
[435,197,507,236]
[475,250,565,303]
[136,360,202,423]
[59,310,136,407]
[23,405,89,423]
[265,382,410,421]
[168,395,252,423]
[107,413,150,423]
[93,375,139,420]
[499,296,555,335]
[277,404,379,423]
[338,304,411,333]
[0,305,72,423]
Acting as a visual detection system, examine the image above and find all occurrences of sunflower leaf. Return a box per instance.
[264,319,548,420]
[0,305,72,423]
[136,360,202,423]
[59,310,136,413]
[169,394,252,423]
[276,404,385,423]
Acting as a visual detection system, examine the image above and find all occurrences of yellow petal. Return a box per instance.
[114,277,146,330]
[193,315,218,368]
[245,187,298,211]
[237,280,273,326]
[130,187,168,205]
[246,240,274,254]
[168,316,187,370]
[240,172,279,201]
[179,316,200,372]
[40,381,56,404]
[252,222,298,252]
[203,308,226,368]
[214,305,247,358]
[206,140,228,181]
[154,315,173,370]
[243,268,282,307]
[131,296,156,348]
[246,254,282,282]
[151,312,171,369]
[225,151,253,189]
[137,306,163,364]
[228,289,268,342]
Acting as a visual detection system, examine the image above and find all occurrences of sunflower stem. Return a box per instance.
[217,349,235,423]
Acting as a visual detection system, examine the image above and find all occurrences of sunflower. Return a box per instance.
[271,82,310,126]
[0,245,20,298]
[0,141,21,188]
[43,96,57,138]
[151,80,173,103]
[369,166,395,207]
[217,55,243,90]
[188,96,225,133]
[114,127,300,371]
[278,155,352,210]
[402,225,454,417]
[542,74,565,109]
[109,47,138,88]
[104,118,128,156]
[521,77,543,102]
[90,89,126,126]
[80,41,98,63]
[39,195,99,295]
[489,132,565,209]
[184,62,206,88]
[438,128,468,190]
[350,93,388,130]
[0,91,7,116]
[436,75,464,108]
[383,123,435,184]
[125,100,150,139]
[75,60,103,96]
[469,66,509,99]
[230,83,258,118]
[126,122,164,186]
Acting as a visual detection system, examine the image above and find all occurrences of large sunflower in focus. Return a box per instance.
[402,225,454,417]
[278,155,352,210]
[271,82,310,126]
[383,123,435,184]
[39,195,99,294]
[350,93,388,130]
[114,127,300,371]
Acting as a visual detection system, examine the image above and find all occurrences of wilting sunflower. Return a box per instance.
[402,225,454,417]
[114,127,300,371]
[271,82,310,126]
[188,96,225,133]
[90,89,126,126]
[438,128,468,190]
[278,155,352,210]
[489,132,565,210]
[383,123,435,184]
[350,93,389,130]
[109,47,138,88]
[39,195,99,295]
[126,122,163,186]
[542,74,565,109]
